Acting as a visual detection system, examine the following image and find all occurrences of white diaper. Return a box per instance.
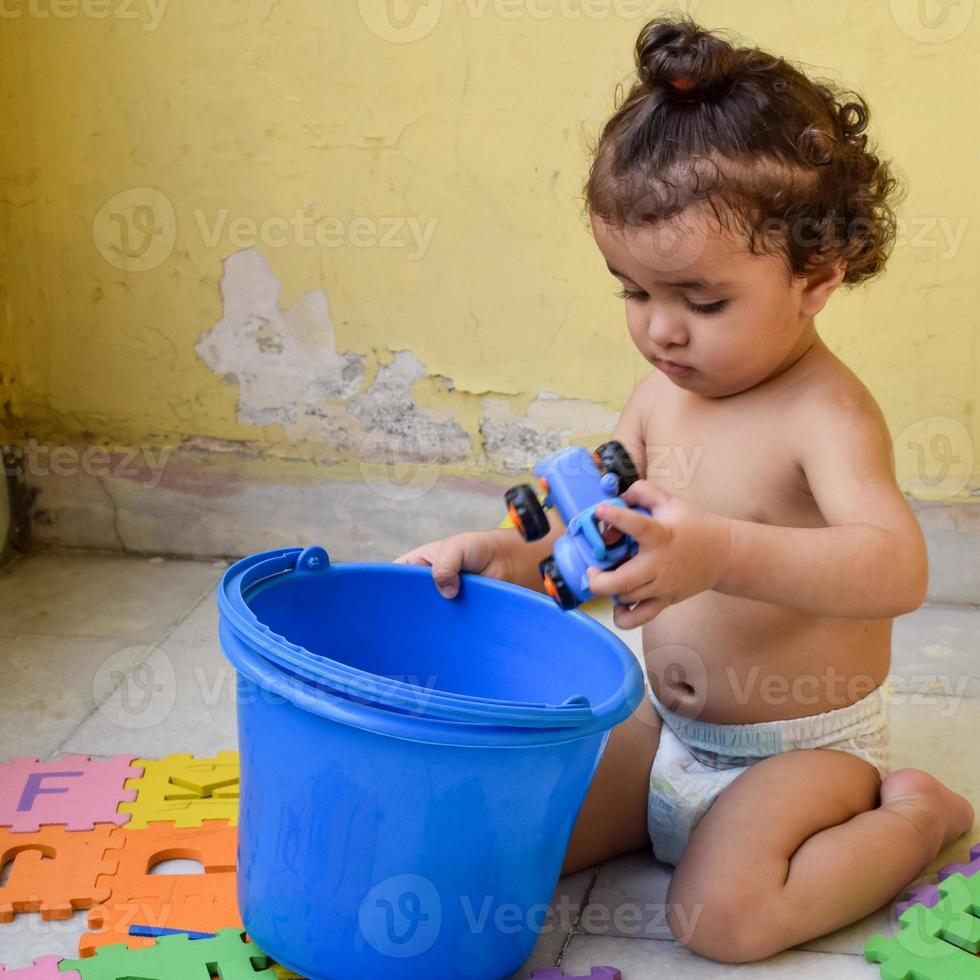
[647,684,891,866]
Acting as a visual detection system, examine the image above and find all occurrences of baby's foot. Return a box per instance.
[880,768,975,854]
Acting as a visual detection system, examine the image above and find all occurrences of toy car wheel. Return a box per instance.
[539,556,577,610]
[504,484,551,541]
[593,440,639,493]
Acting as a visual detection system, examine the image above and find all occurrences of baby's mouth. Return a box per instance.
[656,357,696,376]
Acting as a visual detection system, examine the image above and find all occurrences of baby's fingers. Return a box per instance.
[394,547,460,599]
[595,501,669,548]
[588,552,656,597]
[613,595,672,629]
[392,546,434,566]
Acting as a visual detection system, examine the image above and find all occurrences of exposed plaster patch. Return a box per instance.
[347,350,470,463]
[481,393,619,472]
[195,249,365,433]
[196,249,617,469]
[196,249,469,461]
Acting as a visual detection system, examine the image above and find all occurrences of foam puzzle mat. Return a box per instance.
[8,751,978,979]
[0,753,303,979]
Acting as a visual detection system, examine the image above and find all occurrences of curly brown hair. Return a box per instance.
[583,15,905,285]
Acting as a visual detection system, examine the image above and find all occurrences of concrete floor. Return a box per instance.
[0,549,977,977]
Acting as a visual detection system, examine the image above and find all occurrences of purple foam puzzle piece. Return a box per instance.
[0,756,142,832]
[896,879,941,915]
[941,843,980,881]
[0,955,79,978]
[530,969,622,980]
[896,842,980,915]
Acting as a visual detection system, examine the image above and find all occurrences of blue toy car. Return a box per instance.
[505,441,650,610]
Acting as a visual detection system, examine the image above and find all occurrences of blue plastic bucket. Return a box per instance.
[218,547,644,980]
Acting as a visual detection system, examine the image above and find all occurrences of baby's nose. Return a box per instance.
[647,311,688,348]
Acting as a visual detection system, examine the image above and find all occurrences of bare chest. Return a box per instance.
[641,389,825,527]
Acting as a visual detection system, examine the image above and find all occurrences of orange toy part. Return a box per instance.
[81,821,240,955]
[543,573,560,602]
[0,824,124,922]
[507,504,524,532]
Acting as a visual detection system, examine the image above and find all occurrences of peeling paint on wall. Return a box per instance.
[196,249,471,461]
[481,392,619,472]
[347,350,470,463]
[195,249,364,432]
[196,249,618,470]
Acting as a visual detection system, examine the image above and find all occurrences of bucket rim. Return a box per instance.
[221,617,645,747]
[218,546,644,732]
[218,548,596,726]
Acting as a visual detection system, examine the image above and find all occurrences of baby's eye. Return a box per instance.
[684,298,728,315]
[615,286,648,301]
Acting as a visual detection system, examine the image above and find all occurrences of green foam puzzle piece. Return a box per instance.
[58,928,277,980]
[865,873,980,978]
[893,873,980,958]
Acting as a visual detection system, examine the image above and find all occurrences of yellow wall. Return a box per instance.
[0,0,977,501]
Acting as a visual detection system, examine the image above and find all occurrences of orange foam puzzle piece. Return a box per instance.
[0,825,123,922]
[80,820,241,955]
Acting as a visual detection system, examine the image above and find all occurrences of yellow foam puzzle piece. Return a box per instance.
[118,752,240,829]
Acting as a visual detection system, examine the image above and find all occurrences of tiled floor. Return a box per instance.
[0,548,977,977]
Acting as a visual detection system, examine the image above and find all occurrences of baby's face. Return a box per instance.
[591,205,815,398]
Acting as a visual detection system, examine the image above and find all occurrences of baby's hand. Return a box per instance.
[588,480,734,629]
[393,531,515,599]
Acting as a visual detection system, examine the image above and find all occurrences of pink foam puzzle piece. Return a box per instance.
[0,955,79,978]
[0,757,142,833]
[530,969,622,980]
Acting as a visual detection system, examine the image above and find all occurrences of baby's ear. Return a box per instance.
[799,258,847,316]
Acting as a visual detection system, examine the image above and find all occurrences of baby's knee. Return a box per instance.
[666,877,787,964]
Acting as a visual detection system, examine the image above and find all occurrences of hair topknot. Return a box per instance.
[635,18,741,98]
[584,14,904,285]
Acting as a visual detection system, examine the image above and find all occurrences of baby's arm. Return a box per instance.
[396,379,652,597]
[716,389,928,618]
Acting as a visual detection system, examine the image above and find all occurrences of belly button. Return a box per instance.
[672,681,696,697]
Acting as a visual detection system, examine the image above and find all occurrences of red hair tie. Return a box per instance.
[670,74,696,91]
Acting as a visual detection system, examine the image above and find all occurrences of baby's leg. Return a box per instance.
[561,693,661,876]
[665,749,974,963]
